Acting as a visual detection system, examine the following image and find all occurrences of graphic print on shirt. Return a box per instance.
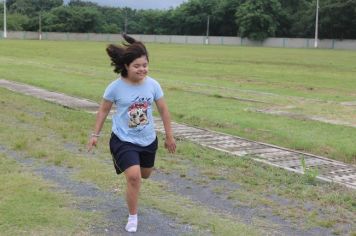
[128,97,151,128]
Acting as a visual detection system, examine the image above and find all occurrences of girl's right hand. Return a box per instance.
[87,136,98,152]
[164,136,176,153]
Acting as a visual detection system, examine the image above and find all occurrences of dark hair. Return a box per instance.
[106,34,149,77]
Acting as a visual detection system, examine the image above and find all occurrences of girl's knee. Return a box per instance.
[127,174,141,184]
[140,168,153,179]
[141,173,151,179]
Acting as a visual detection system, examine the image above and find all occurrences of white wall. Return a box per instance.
[1,31,356,50]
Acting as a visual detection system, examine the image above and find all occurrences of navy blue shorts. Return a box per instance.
[109,133,158,175]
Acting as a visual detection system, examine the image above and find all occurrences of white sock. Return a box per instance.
[125,214,138,233]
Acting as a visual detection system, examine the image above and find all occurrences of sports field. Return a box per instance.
[1,40,355,163]
[0,40,355,235]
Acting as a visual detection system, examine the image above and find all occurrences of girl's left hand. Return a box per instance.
[87,136,98,152]
[164,136,176,153]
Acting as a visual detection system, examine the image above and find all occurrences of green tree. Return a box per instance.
[3,0,355,39]
[6,0,63,32]
[175,0,219,35]
[0,3,29,31]
[319,0,356,39]
[120,7,140,34]
[71,6,103,32]
[68,0,98,7]
[158,10,182,35]
[6,14,30,30]
[213,0,242,36]
[42,5,103,33]
[279,0,315,38]
[137,10,162,34]
[41,6,71,32]
[100,7,123,33]
[8,0,63,16]
[235,0,284,40]
[8,0,36,15]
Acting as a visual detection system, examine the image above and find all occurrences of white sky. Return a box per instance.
[64,0,187,9]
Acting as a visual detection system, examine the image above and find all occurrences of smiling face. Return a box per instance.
[125,56,149,84]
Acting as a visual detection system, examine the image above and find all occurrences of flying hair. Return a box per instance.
[122,34,136,45]
[106,34,149,77]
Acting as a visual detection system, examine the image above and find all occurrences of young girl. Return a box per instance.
[87,34,176,233]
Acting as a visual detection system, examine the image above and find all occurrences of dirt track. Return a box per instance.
[1,140,343,235]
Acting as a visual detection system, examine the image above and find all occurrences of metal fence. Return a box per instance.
[1,31,356,50]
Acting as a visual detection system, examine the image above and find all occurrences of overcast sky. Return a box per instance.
[64,0,187,9]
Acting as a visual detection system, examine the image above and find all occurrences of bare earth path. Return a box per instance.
[0,145,196,236]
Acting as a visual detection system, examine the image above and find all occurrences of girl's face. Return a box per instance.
[125,56,149,83]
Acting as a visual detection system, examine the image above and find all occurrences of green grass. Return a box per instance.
[0,88,260,235]
[0,40,355,163]
[0,88,355,234]
[0,153,94,235]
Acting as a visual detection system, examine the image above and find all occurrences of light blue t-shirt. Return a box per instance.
[103,76,164,146]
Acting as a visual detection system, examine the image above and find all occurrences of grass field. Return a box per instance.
[0,39,355,234]
[0,88,355,235]
[0,40,355,163]
[0,152,95,235]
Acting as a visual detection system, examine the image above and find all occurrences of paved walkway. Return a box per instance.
[1,79,355,190]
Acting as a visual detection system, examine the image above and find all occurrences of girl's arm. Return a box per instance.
[87,99,113,151]
[155,98,176,153]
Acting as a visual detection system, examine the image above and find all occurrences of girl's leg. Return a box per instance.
[124,165,141,214]
[124,165,141,232]
[140,167,153,179]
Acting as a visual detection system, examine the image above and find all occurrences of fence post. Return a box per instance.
[283,38,288,48]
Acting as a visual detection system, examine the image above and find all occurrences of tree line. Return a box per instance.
[1,0,355,40]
